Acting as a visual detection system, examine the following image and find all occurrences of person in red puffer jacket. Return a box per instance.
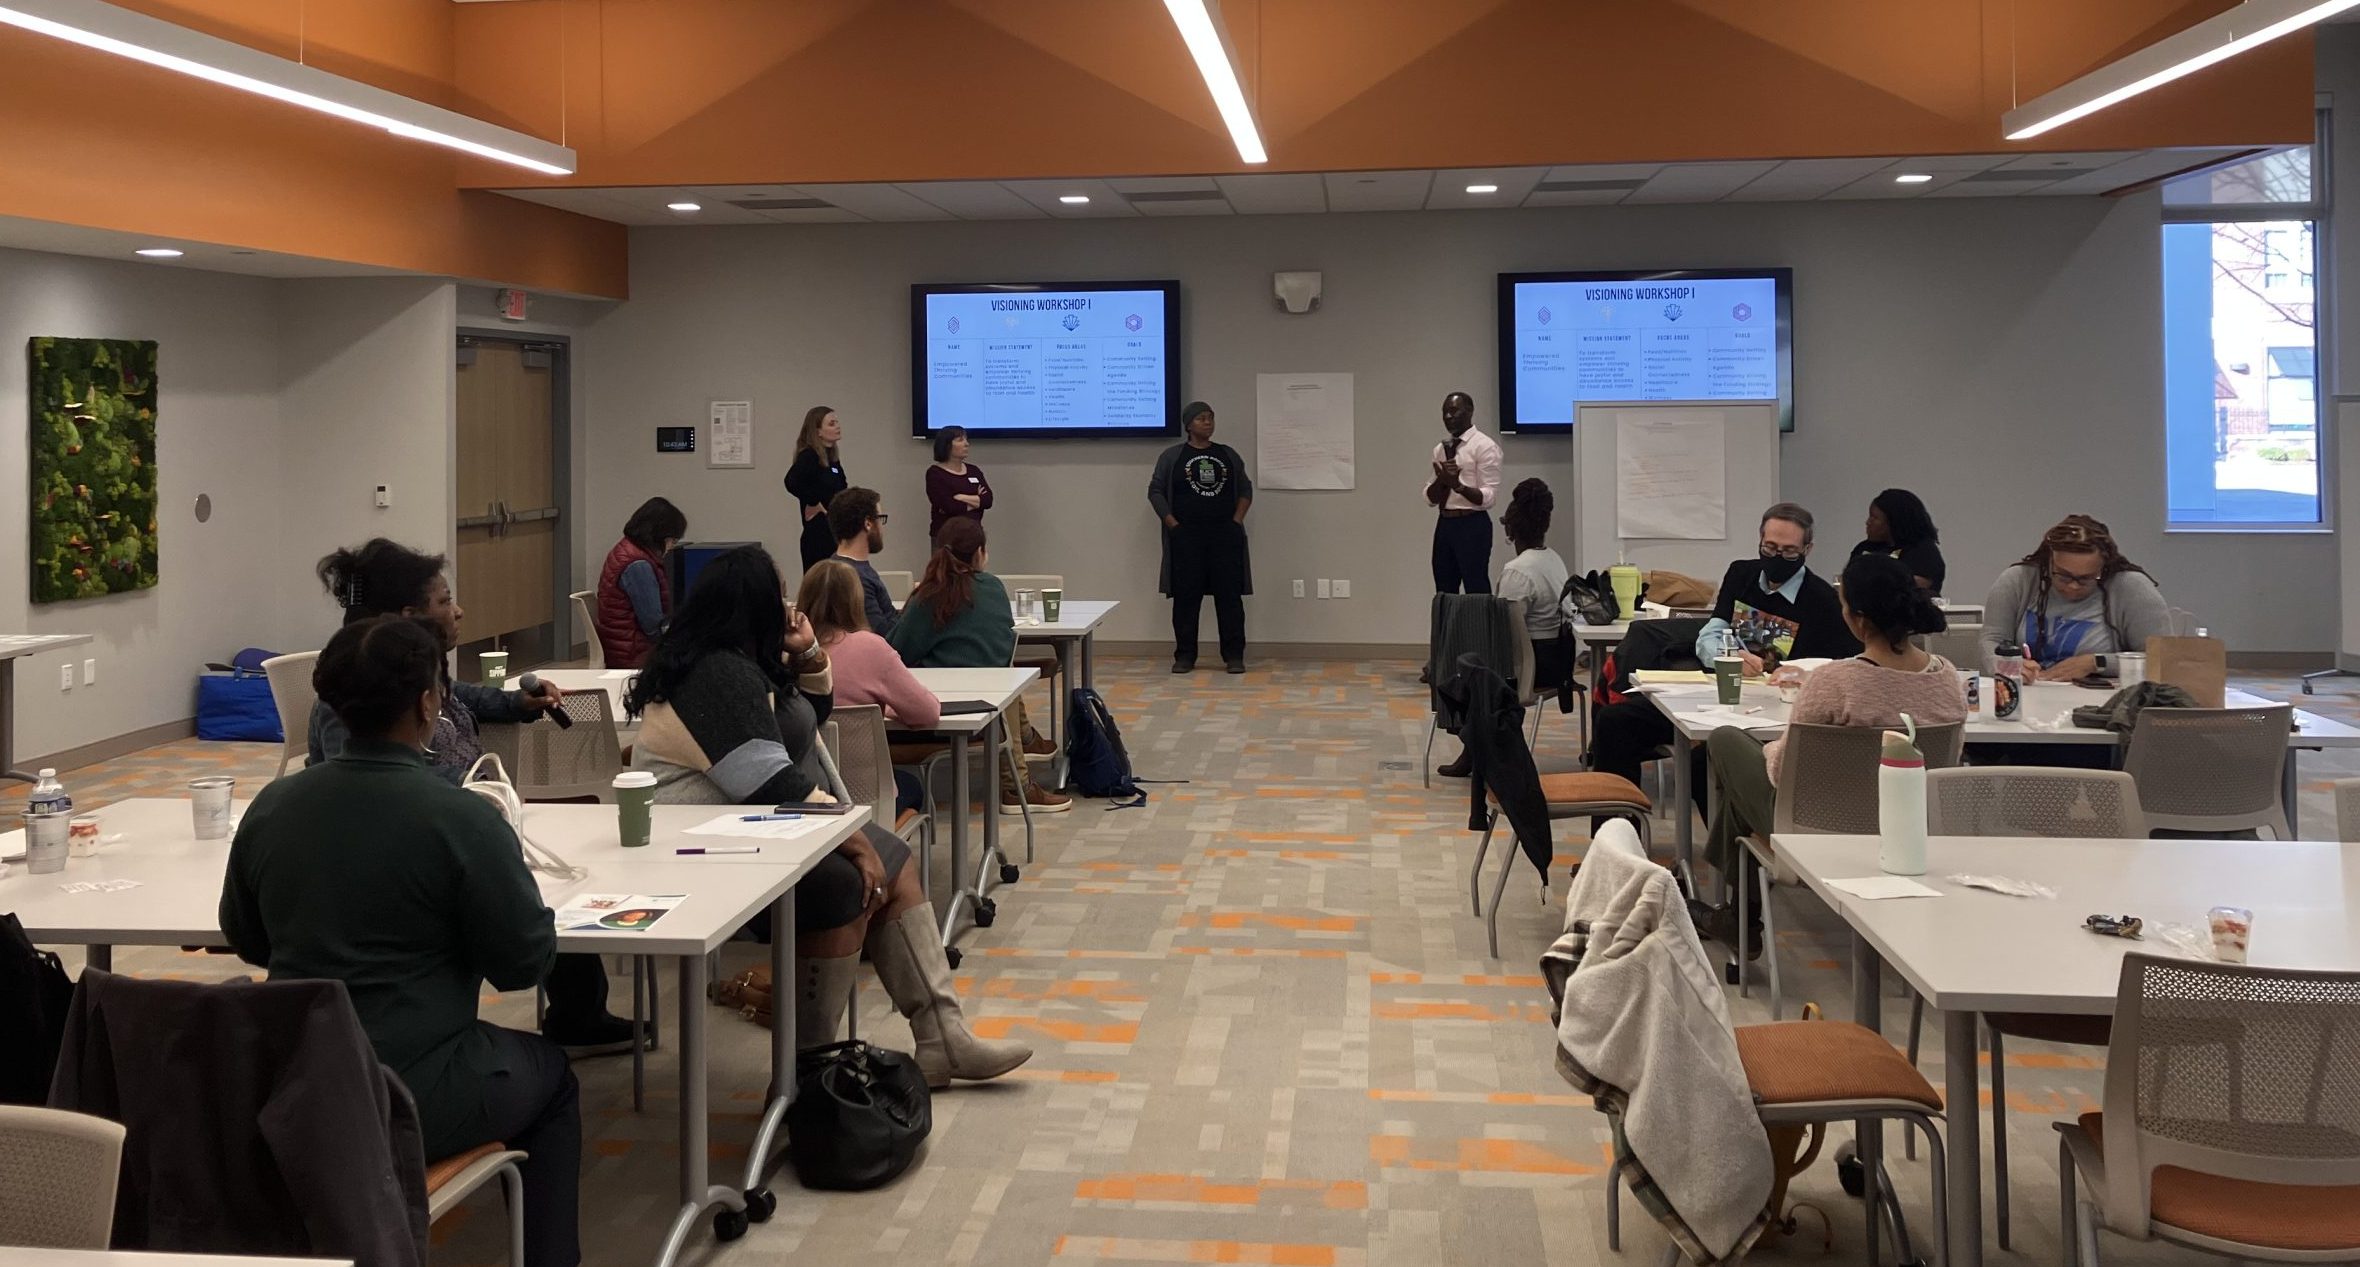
[596,498,686,668]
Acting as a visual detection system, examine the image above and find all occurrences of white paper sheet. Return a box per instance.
[1826,876,1945,901]
[1670,710,1784,733]
[682,813,842,841]
[1254,373,1354,490]
[598,670,638,682]
[708,400,753,468]
[552,893,685,932]
[1616,412,1725,539]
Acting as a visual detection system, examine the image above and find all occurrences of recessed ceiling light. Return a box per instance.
[1465,183,1500,194]
[1058,195,1090,205]
[134,248,183,257]
[1894,173,1934,184]
[666,201,701,212]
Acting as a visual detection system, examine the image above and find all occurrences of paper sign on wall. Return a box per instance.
[1255,373,1354,490]
[1615,411,1726,540]
[709,400,753,468]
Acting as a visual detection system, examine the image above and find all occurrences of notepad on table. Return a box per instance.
[1826,876,1944,901]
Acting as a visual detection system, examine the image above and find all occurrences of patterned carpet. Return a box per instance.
[14,662,2360,1267]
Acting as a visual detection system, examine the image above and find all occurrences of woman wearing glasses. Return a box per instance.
[1980,514,2170,681]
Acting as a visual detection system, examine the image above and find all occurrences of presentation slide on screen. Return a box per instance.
[923,290,1169,431]
[1510,276,1780,424]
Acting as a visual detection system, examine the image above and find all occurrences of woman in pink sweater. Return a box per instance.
[1702,553,1967,956]
[799,560,937,812]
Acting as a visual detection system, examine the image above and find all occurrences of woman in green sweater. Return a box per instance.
[887,518,1070,813]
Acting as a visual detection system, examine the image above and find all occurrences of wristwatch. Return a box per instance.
[2093,653,2109,673]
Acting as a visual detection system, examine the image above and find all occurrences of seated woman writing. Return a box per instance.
[1702,553,1966,956]
[625,545,1028,1087]
[223,615,582,1267]
[1980,513,2171,682]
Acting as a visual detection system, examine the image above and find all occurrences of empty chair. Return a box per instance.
[514,691,626,802]
[569,590,603,669]
[0,1105,125,1248]
[1741,721,1964,1018]
[1922,766,2144,1248]
[2059,953,2360,1266]
[259,650,320,777]
[2121,704,2293,837]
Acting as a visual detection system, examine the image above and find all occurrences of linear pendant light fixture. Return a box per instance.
[1162,0,1268,164]
[0,0,576,174]
[2003,0,2360,139]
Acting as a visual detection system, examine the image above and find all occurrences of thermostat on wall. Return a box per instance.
[656,427,697,453]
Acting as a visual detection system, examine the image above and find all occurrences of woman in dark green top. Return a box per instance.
[222,616,580,1267]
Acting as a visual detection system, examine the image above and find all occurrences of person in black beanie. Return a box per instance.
[1148,401,1254,673]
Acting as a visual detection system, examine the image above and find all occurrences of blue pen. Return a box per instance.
[739,813,802,822]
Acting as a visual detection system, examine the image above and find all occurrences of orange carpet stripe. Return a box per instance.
[1179,912,1361,932]
[951,978,1147,1002]
[1074,1174,1368,1210]
[1368,1134,1599,1176]
[1368,972,1546,987]
[1174,947,1349,959]
[972,1018,1140,1044]
[1205,849,1350,861]
[1004,1068,1124,1084]
[1053,1236,1347,1265]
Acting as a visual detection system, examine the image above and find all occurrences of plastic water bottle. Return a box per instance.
[1878,717,1928,876]
[26,768,70,818]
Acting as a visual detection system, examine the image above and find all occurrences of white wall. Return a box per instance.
[276,279,459,653]
[583,195,2334,654]
[0,247,285,759]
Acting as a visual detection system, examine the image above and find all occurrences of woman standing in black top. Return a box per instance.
[1851,487,1946,595]
[784,405,848,571]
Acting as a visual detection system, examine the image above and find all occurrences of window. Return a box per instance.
[2161,139,2326,529]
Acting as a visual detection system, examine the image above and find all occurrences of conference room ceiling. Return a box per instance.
[493,147,2258,226]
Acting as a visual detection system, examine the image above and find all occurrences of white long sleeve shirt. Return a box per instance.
[1425,426,1502,512]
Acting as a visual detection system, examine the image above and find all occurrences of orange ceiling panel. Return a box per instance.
[457,0,2312,191]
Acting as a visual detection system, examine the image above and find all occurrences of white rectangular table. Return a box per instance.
[0,1254,351,1266]
[0,632,94,782]
[1771,833,2360,1267]
[0,797,866,1267]
[901,667,1036,948]
[1643,679,2360,874]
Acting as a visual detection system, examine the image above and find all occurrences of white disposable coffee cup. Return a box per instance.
[190,776,236,841]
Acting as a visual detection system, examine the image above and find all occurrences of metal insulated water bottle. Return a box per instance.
[1993,641,2025,720]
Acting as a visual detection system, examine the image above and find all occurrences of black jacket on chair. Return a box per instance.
[1601,618,1707,701]
[48,970,429,1267]
[1443,654,1554,883]
[1429,593,1520,734]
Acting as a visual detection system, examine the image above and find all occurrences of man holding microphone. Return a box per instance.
[1426,391,1502,594]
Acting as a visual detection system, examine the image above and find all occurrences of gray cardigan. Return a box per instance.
[308,679,535,785]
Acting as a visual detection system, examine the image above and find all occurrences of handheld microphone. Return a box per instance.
[517,673,573,728]
[1443,437,1462,462]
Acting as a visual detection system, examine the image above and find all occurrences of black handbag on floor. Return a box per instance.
[787,1040,932,1190]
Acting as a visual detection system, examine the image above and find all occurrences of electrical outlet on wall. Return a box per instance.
[1333,579,1351,599]
[83,658,96,686]
[1292,579,1305,598]
[1316,579,1332,599]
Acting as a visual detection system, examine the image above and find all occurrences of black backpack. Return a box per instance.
[0,912,74,1104]
[1065,687,1147,807]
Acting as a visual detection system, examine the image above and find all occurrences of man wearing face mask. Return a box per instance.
[1584,503,1862,801]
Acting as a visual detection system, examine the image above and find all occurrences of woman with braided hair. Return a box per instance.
[1979,514,2172,682]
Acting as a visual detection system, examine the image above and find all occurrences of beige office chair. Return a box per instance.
[570,590,603,668]
[514,691,626,803]
[878,569,915,603]
[1921,766,2144,1246]
[2059,954,2360,1266]
[426,1142,529,1267]
[825,705,931,865]
[2122,704,2293,838]
[1740,720,1964,1019]
[0,1105,125,1248]
[260,650,320,776]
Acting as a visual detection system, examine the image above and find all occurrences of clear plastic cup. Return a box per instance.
[1014,589,1038,625]
[2207,906,2252,963]
[190,776,236,841]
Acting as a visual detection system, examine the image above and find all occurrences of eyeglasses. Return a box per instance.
[1758,543,1807,561]
[2049,567,2101,588]
[870,513,890,525]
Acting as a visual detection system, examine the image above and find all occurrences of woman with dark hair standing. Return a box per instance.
[1981,513,2171,681]
[784,405,848,571]
[925,426,993,542]
[311,540,631,1054]
[595,496,686,668]
[627,545,1031,1085]
[888,518,1071,814]
[1147,400,1253,673]
[1701,554,1966,954]
[1851,488,1947,595]
[223,615,582,1267]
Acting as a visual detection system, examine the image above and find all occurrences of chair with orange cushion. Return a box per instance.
[425,1142,527,1267]
[2058,953,2360,1267]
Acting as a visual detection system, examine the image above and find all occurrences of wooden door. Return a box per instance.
[455,339,557,646]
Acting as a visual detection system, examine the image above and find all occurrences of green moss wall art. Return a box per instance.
[29,337,159,603]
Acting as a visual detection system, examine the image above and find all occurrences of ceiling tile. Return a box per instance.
[1880,155,2011,173]
[1106,176,1222,195]
[998,179,1141,218]
[2037,148,2238,195]
[1521,188,1636,207]
[1826,168,1976,199]
[795,183,951,221]
[1427,166,1546,210]
[895,182,1049,219]
[1997,151,2137,171]
[1624,162,1779,203]
[1323,170,1433,212]
[1726,158,1893,201]
[1541,163,1665,183]
[1215,173,1326,214]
